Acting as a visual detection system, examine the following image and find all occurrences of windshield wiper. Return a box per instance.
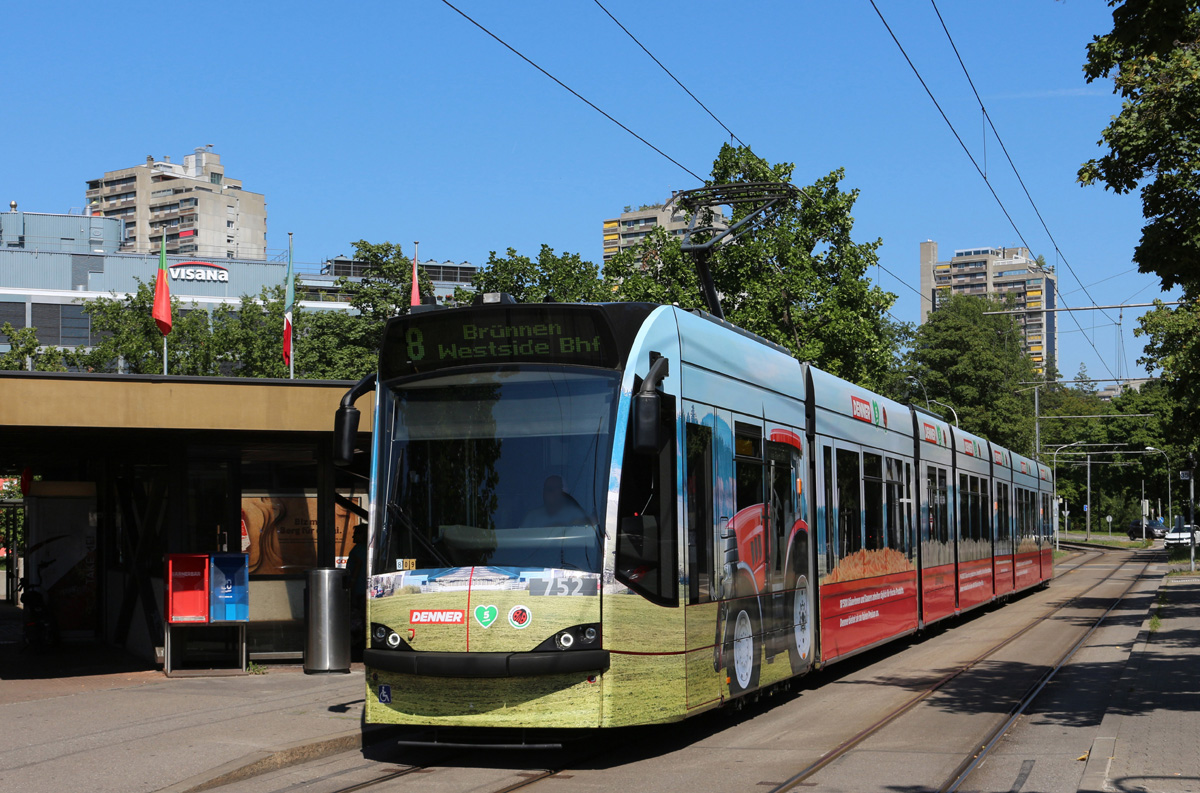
[386,500,455,569]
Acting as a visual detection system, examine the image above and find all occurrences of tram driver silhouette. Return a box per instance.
[521,475,590,528]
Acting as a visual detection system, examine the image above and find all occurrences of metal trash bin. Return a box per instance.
[305,568,350,674]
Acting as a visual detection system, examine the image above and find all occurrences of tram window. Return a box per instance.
[685,421,714,604]
[864,452,885,551]
[767,440,797,578]
[616,391,678,606]
[927,466,950,546]
[822,445,835,577]
[734,424,766,576]
[996,482,1010,547]
[959,474,986,545]
[903,461,914,558]
[837,449,862,558]
[885,457,907,554]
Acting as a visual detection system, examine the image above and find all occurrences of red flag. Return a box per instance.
[410,255,420,307]
[152,236,172,335]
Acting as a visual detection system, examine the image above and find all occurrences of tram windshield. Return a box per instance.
[375,367,619,575]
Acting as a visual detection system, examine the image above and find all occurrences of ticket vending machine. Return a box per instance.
[164,553,249,675]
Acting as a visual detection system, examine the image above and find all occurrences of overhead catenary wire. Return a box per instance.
[591,0,745,147]
[438,0,704,183]
[867,0,1118,382]
[930,0,1117,327]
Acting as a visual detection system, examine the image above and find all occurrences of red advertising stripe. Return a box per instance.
[1013,552,1041,590]
[957,557,994,610]
[820,570,918,661]
[994,554,1015,595]
[922,562,956,624]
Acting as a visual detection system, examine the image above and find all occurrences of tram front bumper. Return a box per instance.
[363,648,610,678]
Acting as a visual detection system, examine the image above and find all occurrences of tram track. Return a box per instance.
[204,547,1129,793]
[764,546,1149,793]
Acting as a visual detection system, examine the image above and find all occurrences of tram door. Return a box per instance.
[682,403,721,709]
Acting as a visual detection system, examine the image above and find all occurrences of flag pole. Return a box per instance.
[163,336,167,376]
[288,232,295,380]
[411,241,420,307]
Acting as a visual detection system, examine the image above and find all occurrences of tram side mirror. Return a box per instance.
[631,392,661,455]
[631,354,670,456]
[333,405,360,466]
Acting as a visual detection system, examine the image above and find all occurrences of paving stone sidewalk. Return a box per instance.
[0,602,367,793]
[1080,575,1200,793]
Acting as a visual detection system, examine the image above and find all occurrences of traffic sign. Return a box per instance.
[1106,515,1113,525]
[1182,470,1192,481]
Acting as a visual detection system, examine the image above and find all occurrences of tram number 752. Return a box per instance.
[529,577,598,597]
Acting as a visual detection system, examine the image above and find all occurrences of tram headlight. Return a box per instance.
[372,624,389,643]
[534,623,601,652]
[386,631,402,649]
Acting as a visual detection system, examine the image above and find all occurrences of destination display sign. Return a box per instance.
[380,306,617,379]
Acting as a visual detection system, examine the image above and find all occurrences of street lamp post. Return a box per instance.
[1087,453,1092,541]
[1145,446,1172,530]
[907,375,930,411]
[930,399,959,427]
[1051,441,1084,547]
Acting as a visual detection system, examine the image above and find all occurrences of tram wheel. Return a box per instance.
[725,600,761,695]
[787,575,812,675]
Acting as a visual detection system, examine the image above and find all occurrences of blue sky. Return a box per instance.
[2,1,1177,383]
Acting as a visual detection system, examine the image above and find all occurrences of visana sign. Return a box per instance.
[169,261,230,282]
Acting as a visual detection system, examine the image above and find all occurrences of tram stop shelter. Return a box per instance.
[0,371,373,670]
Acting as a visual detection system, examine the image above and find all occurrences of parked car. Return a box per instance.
[1127,519,1168,540]
[1164,525,1198,549]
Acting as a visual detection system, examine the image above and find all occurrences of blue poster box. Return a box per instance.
[209,553,250,623]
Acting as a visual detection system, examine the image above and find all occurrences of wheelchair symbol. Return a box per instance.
[378,684,391,704]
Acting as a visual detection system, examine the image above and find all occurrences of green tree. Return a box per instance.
[1078,1,1200,294]
[1136,299,1200,451]
[76,280,216,375]
[605,226,705,307]
[0,324,68,371]
[295,309,378,380]
[457,244,609,304]
[211,285,289,378]
[338,241,434,334]
[909,294,1038,453]
[606,144,902,389]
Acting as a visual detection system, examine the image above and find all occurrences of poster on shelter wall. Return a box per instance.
[240,494,363,575]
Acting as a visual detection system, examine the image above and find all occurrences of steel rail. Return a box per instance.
[766,547,1127,793]
[941,556,1153,792]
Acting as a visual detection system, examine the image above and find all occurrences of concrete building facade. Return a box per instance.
[85,146,268,260]
[602,203,728,263]
[919,240,1058,372]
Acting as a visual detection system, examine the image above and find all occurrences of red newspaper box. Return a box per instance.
[166,553,210,624]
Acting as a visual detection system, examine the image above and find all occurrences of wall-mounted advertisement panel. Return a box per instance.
[240,493,363,575]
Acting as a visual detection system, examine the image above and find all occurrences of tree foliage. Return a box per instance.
[1136,299,1200,451]
[908,294,1038,453]
[1079,1,1200,295]
[0,323,68,371]
[458,245,609,305]
[603,144,903,390]
[76,279,215,375]
[337,240,434,335]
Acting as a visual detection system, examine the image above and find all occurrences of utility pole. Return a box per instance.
[1188,453,1196,574]
[1086,453,1092,541]
[1034,386,1040,459]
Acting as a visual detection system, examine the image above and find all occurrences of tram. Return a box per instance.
[335,296,1053,730]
